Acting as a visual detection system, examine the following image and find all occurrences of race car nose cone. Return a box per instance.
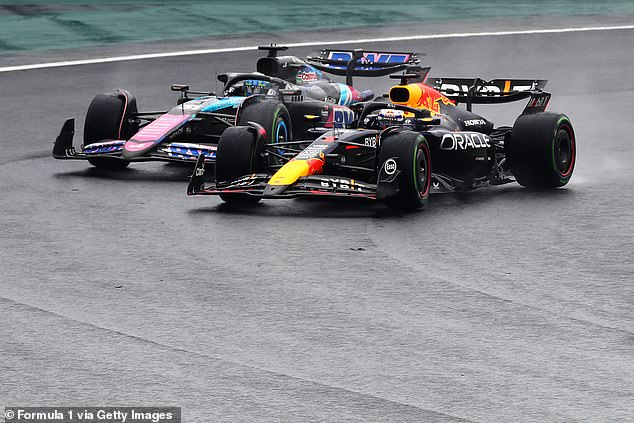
[263,184,287,197]
[122,140,155,159]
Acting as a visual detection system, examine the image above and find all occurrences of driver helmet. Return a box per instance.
[364,108,409,129]
[242,79,271,95]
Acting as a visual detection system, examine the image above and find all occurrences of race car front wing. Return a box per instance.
[53,119,217,164]
[187,155,377,199]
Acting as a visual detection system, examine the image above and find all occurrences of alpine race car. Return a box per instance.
[52,46,418,170]
[187,67,576,209]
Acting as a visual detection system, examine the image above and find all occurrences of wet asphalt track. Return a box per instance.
[1,21,633,423]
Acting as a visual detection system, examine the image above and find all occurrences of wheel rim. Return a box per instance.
[275,118,288,144]
[270,118,288,165]
[415,142,431,198]
[554,125,574,176]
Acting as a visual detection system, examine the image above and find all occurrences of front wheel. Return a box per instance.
[378,131,431,209]
[508,112,576,188]
[84,89,138,169]
[237,100,291,166]
[215,126,262,204]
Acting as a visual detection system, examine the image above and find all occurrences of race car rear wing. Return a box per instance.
[425,77,549,112]
[307,49,420,86]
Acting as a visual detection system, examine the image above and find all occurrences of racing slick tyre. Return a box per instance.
[84,90,139,169]
[508,112,575,188]
[379,131,431,210]
[215,126,262,204]
[237,100,291,166]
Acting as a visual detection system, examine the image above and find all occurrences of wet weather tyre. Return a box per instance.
[238,101,291,165]
[214,126,261,204]
[84,90,138,169]
[508,112,575,188]
[379,131,431,209]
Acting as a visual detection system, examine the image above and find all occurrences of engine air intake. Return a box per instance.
[389,87,411,103]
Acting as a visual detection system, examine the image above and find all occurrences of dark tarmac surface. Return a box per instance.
[1,20,633,423]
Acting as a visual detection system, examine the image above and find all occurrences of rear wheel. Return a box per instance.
[508,112,575,188]
[84,90,138,169]
[215,126,262,204]
[379,131,431,209]
[238,100,291,166]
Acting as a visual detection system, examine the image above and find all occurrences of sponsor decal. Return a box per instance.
[392,83,455,115]
[363,135,378,147]
[268,157,323,186]
[161,143,217,160]
[384,158,397,175]
[231,174,257,186]
[463,119,487,127]
[84,140,126,148]
[306,157,324,174]
[325,106,354,128]
[333,107,354,126]
[320,177,367,191]
[296,142,330,160]
[528,96,550,108]
[439,133,491,150]
[327,51,411,70]
[415,85,454,115]
[439,81,536,97]
[296,69,319,83]
[83,140,125,154]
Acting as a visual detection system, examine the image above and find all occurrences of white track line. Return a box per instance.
[1,24,633,73]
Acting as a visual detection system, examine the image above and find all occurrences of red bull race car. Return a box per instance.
[187,65,576,209]
[52,46,417,170]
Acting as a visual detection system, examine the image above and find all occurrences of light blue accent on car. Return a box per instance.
[275,120,287,153]
[337,83,350,106]
[271,120,287,160]
[276,120,288,141]
[201,96,243,112]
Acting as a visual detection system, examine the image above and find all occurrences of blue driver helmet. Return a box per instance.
[242,79,271,95]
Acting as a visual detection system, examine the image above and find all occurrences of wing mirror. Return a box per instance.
[171,84,190,92]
